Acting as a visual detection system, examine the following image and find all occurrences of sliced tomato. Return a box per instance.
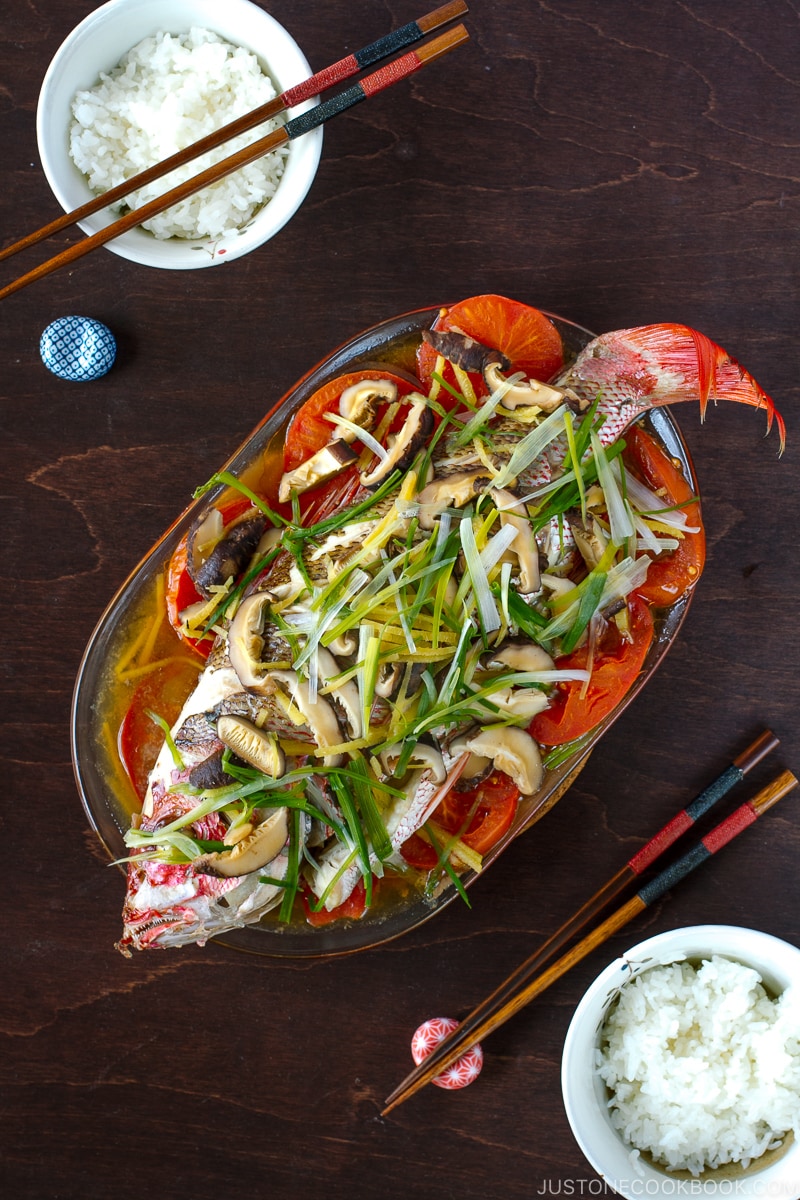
[417,294,564,394]
[625,425,706,607]
[165,497,258,657]
[302,877,370,926]
[118,658,201,802]
[399,832,439,871]
[530,593,655,746]
[283,368,420,473]
[434,770,520,856]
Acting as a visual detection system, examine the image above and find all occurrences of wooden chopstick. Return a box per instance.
[0,16,469,301]
[382,763,797,1115]
[385,729,778,1100]
[0,2,467,266]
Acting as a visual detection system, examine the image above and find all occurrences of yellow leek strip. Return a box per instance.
[359,606,460,640]
[271,689,308,728]
[428,354,446,403]
[419,821,484,874]
[472,438,503,479]
[115,617,153,676]
[563,409,587,524]
[115,575,167,676]
[117,654,203,684]
[319,646,453,692]
[101,719,118,768]
[641,517,686,538]
[180,580,233,636]
[307,728,389,758]
[361,633,382,741]
[431,569,454,652]
[139,573,167,664]
[452,363,477,407]
[475,505,500,551]
[495,403,543,423]
[355,401,400,472]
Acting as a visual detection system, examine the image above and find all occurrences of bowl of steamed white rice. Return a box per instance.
[561,925,800,1198]
[36,0,323,269]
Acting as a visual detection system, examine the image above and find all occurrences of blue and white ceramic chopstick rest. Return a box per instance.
[40,316,116,381]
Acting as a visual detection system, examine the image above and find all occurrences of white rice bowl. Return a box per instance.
[597,956,800,1176]
[69,27,286,241]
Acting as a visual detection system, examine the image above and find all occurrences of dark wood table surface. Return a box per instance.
[3,2,798,1196]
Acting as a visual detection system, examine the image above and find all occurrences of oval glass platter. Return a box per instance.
[71,305,698,957]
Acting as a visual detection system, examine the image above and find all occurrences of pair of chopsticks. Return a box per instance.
[382,730,796,1115]
[0,2,469,301]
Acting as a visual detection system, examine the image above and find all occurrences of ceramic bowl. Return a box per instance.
[561,924,800,1198]
[36,0,322,269]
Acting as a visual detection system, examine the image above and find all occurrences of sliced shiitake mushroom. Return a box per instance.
[416,468,492,529]
[482,360,568,412]
[422,328,510,375]
[278,440,358,503]
[491,488,541,594]
[267,669,344,763]
[187,750,235,790]
[228,593,273,692]
[448,732,494,792]
[359,399,433,489]
[378,740,446,784]
[194,806,289,878]
[457,725,543,795]
[188,511,267,598]
[334,378,397,439]
[483,640,555,673]
[216,715,285,777]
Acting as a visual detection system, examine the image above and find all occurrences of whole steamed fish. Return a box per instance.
[115,296,783,953]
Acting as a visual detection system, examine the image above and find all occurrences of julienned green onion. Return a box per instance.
[453,375,522,446]
[279,809,303,922]
[563,408,587,523]
[459,517,501,634]
[423,822,471,906]
[291,568,370,673]
[323,413,388,461]
[348,753,392,862]
[591,431,634,544]
[193,469,287,528]
[145,710,182,768]
[561,568,608,655]
[330,773,374,903]
[492,405,572,490]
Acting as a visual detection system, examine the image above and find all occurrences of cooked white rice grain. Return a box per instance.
[597,955,800,1176]
[69,28,287,240]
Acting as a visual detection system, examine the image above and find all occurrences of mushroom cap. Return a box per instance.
[483,360,566,412]
[416,468,492,529]
[228,592,273,692]
[278,440,357,503]
[217,715,285,777]
[194,806,289,878]
[359,399,433,489]
[335,378,397,438]
[460,725,543,796]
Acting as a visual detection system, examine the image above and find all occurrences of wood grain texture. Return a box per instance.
[1,2,798,1196]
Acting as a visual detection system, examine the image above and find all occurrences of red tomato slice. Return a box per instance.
[302,877,370,926]
[417,295,564,392]
[283,369,419,473]
[530,593,655,746]
[625,425,706,607]
[399,832,439,871]
[434,770,520,856]
[118,659,201,802]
